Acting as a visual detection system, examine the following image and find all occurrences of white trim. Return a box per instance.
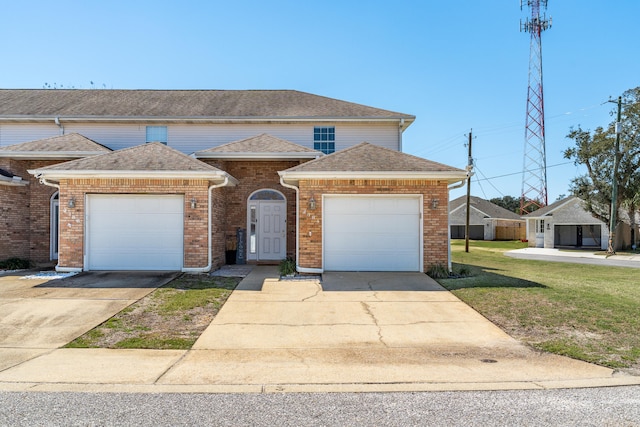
[0,175,28,186]
[322,194,423,272]
[1,116,416,124]
[50,192,59,260]
[280,170,468,183]
[28,169,238,184]
[246,189,287,262]
[0,151,108,159]
[194,152,322,160]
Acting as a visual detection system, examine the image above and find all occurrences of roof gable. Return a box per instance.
[523,196,579,218]
[283,142,465,173]
[0,90,415,123]
[449,195,522,220]
[28,142,237,183]
[194,133,322,159]
[0,133,111,159]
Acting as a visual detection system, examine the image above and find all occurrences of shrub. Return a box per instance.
[427,263,449,279]
[0,258,31,270]
[279,257,297,276]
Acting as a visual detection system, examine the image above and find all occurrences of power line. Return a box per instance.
[473,160,573,183]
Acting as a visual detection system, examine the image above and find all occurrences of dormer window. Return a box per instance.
[314,126,335,154]
[146,126,167,144]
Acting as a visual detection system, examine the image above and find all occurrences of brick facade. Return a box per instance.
[203,160,301,259]
[57,178,220,270]
[296,179,450,271]
[0,159,61,264]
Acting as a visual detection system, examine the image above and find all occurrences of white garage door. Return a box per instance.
[323,196,422,271]
[86,195,184,270]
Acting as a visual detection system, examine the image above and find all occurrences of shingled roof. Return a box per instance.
[0,90,415,125]
[279,142,467,183]
[449,195,522,220]
[28,142,237,183]
[0,133,111,159]
[194,133,322,160]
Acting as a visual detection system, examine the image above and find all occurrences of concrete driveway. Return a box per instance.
[0,271,178,370]
[156,268,621,389]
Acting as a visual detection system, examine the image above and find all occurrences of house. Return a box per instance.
[523,196,609,250]
[448,195,525,241]
[0,89,467,273]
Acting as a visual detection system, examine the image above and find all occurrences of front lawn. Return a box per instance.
[66,274,240,350]
[438,240,640,374]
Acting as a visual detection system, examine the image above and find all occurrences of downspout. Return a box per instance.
[398,118,405,151]
[279,176,323,274]
[54,117,64,135]
[446,176,470,271]
[182,177,228,273]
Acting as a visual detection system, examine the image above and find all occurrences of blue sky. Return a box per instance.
[2,1,638,202]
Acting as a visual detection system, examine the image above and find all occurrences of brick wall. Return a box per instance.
[202,160,300,259]
[297,179,450,271]
[57,178,214,270]
[0,159,61,264]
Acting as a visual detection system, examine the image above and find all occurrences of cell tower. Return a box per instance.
[520,0,551,214]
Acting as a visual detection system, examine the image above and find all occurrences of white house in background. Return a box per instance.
[523,196,608,250]
[449,195,525,241]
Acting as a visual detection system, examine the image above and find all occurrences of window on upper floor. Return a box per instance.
[146,126,167,144]
[313,126,335,154]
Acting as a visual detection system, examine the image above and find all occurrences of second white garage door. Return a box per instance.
[86,195,184,270]
[323,196,422,271]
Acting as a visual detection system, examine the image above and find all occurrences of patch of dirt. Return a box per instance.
[69,274,240,349]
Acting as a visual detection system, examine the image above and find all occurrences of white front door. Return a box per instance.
[258,201,286,260]
[247,190,287,262]
[535,219,545,248]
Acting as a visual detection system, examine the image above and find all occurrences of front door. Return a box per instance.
[247,190,287,261]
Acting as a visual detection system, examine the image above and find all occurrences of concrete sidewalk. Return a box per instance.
[0,267,638,393]
[506,247,640,268]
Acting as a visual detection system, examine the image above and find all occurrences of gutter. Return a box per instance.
[182,177,229,274]
[279,176,323,275]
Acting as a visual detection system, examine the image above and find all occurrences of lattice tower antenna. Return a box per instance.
[520,0,551,214]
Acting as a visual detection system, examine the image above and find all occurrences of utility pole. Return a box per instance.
[465,129,474,253]
[607,96,622,254]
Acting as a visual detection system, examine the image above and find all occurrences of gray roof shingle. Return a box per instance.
[0,89,415,121]
[449,195,523,220]
[0,133,111,158]
[282,142,466,174]
[195,133,322,157]
[29,142,235,183]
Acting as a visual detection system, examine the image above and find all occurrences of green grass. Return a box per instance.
[438,240,640,371]
[65,274,239,350]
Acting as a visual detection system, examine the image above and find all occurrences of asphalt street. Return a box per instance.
[1,386,639,426]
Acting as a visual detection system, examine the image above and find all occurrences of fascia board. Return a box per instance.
[28,169,237,184]
[1,116,416,124]
[0,151,108,159]
[0,175,28,186]
[279,170,468,183]
[194,152,322,160]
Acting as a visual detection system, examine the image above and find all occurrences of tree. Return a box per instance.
[489,196,521,213]
[564,86,640,237]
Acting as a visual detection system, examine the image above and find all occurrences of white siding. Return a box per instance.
[1,121,401,153]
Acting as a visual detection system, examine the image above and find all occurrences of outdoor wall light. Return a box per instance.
[191,197,197,209]
[431,198,439,209]
[308,195,316,211]
[546,223,550,230]
[68,197,76,208]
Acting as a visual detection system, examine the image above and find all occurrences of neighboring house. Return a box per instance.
[0,89,467,273]
[449,195,525,241]
[523,196,609,250]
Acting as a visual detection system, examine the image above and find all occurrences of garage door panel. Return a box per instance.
[87,195,184,271]
[324,196,421,272]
